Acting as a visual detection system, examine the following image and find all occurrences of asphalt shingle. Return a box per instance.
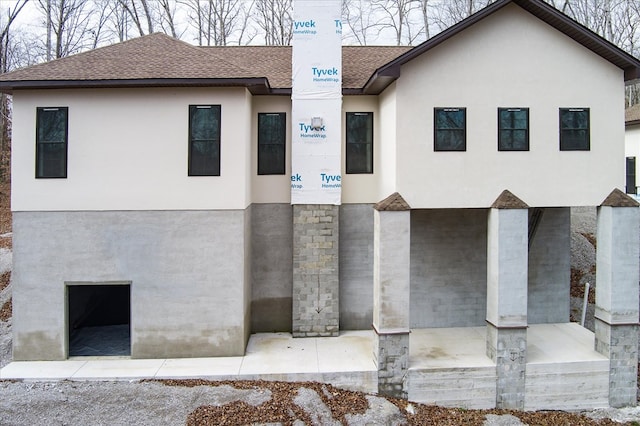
[0,33,411,92]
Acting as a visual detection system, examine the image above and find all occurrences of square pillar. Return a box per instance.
[486,190,529,410]
[292,204,339,337]
[372,193,411,398]
[595,189,640,407]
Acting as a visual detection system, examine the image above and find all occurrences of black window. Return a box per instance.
[434,108,466,151]
[498,108,529,151]
[189,105,221,176]
[258,112,286,175]
[36,107,68,178]
[560,108,590,151]
[346,112,373,174]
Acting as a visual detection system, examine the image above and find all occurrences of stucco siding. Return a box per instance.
[394,4,625,208]
[251,97,292,204]
[341,97,381,203]
[12,88,253,211]
[377,83,398,202]
[625,124,640,193]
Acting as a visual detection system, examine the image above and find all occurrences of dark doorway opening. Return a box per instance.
[67,284,131,357]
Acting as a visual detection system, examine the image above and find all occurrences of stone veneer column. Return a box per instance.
[594,189,640,407]
[372,193,411,398]
[292,204,339,337]
[486,190,529,410]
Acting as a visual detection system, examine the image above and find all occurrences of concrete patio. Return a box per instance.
[0,324,611,410]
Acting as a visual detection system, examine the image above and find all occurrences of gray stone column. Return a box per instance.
[594,189,640,407]
[486,190,529,410]
[292,204,339,337]
[372,193,411,398]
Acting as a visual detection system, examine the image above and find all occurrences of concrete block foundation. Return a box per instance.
[595,320,639,407]
[374,331,409,399]
[487,324,526,409]
[292,205,340,337]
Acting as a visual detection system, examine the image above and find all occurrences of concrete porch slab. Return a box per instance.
[0,330,377,393]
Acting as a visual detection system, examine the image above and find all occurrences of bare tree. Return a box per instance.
[342,0,378,45]
[37,0,95,59]
[183,0,253,46]
[158,0,179,38]
[371,0,423,46]
[0,0,29,182]
[253,0,292,45]
[116,0,154,36]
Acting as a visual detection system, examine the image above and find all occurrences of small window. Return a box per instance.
[258,113,286,175]
[346,112,373,174]
[36,107,68,178]
[189,105,221,176]
[560,108,590,151]
[498,108,529,151]
[434,108,466,151]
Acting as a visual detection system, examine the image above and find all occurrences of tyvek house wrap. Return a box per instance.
[291,0,343,205]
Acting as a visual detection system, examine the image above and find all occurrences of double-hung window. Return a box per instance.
[346,112,373,174]
[434,108,466,151]
[498,108,529,151]
[36,107,68,178]
[257,112,286,175]
[559,108,590,151]
[188,105,221,176]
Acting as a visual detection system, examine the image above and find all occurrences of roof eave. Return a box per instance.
[625,68,640,81]
[0,77,275,95]
[627,119,640,127]
[362,65,401,95]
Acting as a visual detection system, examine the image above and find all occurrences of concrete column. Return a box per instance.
[594,189,640,407]
[372,192,411,398]
[486,190,529,410]
[292,204,339,337]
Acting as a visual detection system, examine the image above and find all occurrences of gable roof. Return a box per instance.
[363,0,640,94]
[0,0,637,96]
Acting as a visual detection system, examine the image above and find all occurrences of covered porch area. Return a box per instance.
[372,190,639,410]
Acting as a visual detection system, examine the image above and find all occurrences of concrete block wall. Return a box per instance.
[250,204,293,332]
[528,208,570,324]
[487,325,527,409]
[12,210,251,360]
[595,321,639,407]
[410,209,488,328]
[374,332,409,398]
[339,204,374,330]
[292,205,340,337]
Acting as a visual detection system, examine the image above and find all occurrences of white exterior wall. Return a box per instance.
[12,87,253,211]
[394,4,625,208]
[377,83,398,202]
[251,96,292,203]
[625,124,640,192]
[342,95,380,203]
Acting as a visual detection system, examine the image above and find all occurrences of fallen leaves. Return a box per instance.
[155,379,635,426]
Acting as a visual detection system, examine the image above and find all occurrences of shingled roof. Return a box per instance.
[1,0,638,95]
[0,33,410,95]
